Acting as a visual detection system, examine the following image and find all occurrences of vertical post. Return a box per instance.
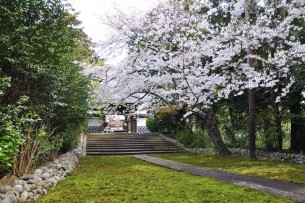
[249,88,256,159]
[128,116,131,133]
[82,134,87,156]
[245,0,256,159]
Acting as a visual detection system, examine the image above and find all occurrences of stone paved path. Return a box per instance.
[134,155,305,203]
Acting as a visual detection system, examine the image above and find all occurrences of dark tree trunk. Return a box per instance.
[204,108,232,157]
[263,118,275,151]
[228,107,237,144]
[248,88,256,159]
[245,0,256,160]
[270,91,283,151]
[290,103,305,153]
[270,47,283,151]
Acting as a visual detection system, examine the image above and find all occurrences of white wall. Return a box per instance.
[137,117,147,127]
[88,117,101,126]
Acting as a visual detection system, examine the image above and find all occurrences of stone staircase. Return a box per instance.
[85,133,187,156]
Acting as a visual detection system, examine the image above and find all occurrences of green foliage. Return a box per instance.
[0,0,94,173]
[0,3,92,120]
[153,106,187,136]
[0,75,10,95]
[0,97,30,168]
[145,116,159,132]
[0,96,63,175]
[60,127,83,153]
[0,122,22,168]
[177,128,213,148]
[155,106,176,134]
[146,105,189,140]
[36,156,292,203]
[192,128,213,148]
[177,130,191,146]
[12,124,62,176]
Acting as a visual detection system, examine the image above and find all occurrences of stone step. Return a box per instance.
[86,147,183,151]
[87,140,165,143]
[87,138,167,142]
[87,138,165,141]
[87,140,173,145]
[86,140,171,144]
[87,135,158,139]
[87,145,179,149]
[86,150,186,156]
[85,133,187,156]
[87,143,176,148]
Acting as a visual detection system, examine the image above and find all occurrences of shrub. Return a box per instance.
[177,128,213,149]
[0,97,64,176]
[146,116,159,132]
[0,97,29,168]
[177,130,192,146]
[12,125,62,176]
[191,128,213,148]
[60,127,83,153]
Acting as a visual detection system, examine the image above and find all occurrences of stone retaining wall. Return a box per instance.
[0,134,84,203]
[191,148,305,164]
[0,150,80,203]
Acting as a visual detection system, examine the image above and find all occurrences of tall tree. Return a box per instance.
[0,0,94,151]
[96,0,305,156]
[245,0,256,159]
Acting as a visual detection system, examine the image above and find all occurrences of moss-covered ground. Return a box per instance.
[36,156,293,203]
[154,153,305,185]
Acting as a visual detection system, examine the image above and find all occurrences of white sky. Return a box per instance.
[67,0,160,43]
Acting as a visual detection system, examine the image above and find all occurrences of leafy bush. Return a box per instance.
[191,128,213,148]
[0,122,23,168]
[0,0,92,155]
[146,116,159,132]
[60,126,85,153]
[0,97,64,176]
[0,97,29,168]
[177,130,192,146]
[12,124,62,176]
[155,106,177,134]
[177,128,213,148]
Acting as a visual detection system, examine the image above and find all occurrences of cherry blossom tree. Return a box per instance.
[92,0,305,156]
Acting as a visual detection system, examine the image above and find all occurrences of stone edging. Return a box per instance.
[0,132,84,203]
[191,148,305,164]
[231,148,305,164]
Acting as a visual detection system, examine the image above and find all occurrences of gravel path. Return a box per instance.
[134,155,305,203]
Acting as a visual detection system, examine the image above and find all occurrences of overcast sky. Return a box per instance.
[67,0,160,42]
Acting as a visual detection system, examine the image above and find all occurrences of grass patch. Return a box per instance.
[153,153,305,185]
[35,156,293,203]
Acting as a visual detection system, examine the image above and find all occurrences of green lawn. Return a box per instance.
[154,153,305,185]
[35,156,293,203]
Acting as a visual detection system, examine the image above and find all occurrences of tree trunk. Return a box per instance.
[290,102,305,153]
[270,90,283,151]
[205,108,232,157]
[245,0,256,160]
[228,107,237,144]
[270,43,283,151]
[248,89,256,159]
[263,118,275,151]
